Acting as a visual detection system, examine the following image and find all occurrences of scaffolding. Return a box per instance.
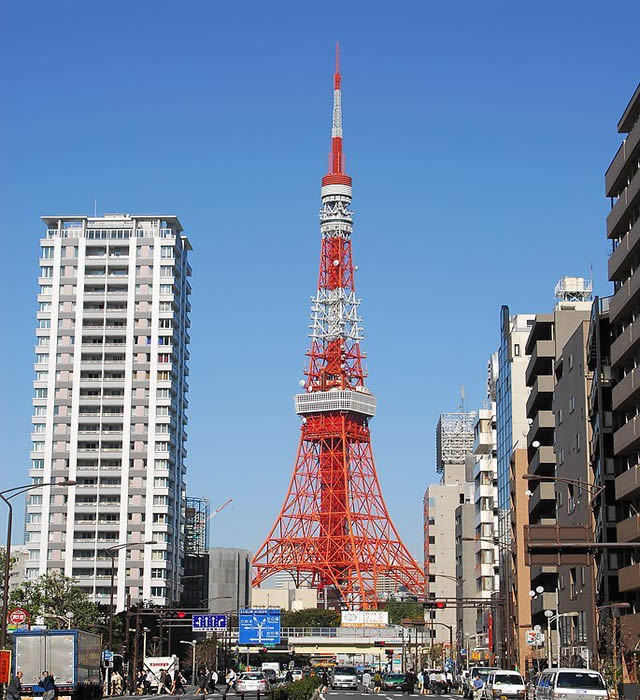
[185,496,210,555]
[435,412,476,472]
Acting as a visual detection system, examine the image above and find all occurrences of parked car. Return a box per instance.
[332,666,359,690]
[291,669,304,682]
[535,669,607,700]
[382,673,406,691]
[236,672,270,694]
[483,670,526,699]
[463,668,501,698]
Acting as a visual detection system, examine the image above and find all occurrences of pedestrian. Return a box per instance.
[373,671,382,694]
[157,670,167,695]
[320,671,329,694]
[405,669,416,695]
[362,671,372,694]
[225,668,237,695]
[41,671,56,700]
[445,671,453,693]
[211,669,219,692]
[172,671,186,696]
[284,670,293,684]
[164,671,174,696]
[7,671,23,700]
[472,674,484,700]
[196,669,208,697]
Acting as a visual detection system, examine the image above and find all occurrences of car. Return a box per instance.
[236,672,270,694]
[332,666,359,690]
[262,669,277,684]
[535,668,608,700]
[291,669,304,682]
[382,673,406,691]
[483,670,526,699]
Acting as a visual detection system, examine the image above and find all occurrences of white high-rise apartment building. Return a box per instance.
[27,214,191,611]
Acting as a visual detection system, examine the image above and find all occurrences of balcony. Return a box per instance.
[531,591,557,617]
[526,341,555,386]
[528,410,555,446]
[529,481,556,518]
[619,563,640,592]
[614,415,640,456]
[529,445,555,476]
[610,316,640,367]
[607,168,640,240]
[609,218,640,282]
[610,271,640,326]
[617,515,640,543]
[613,367,640,411]
[606,123,640,198]
[526,374,554,417]
[615,464,640,500]
[473,430,494,455]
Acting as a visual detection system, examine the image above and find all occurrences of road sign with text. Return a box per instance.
[238,609,281,645]
[192,614,227,631]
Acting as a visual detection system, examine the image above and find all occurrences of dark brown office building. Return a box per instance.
[606,84,640,654]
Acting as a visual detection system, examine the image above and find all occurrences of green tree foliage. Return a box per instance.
[9,571,108,636]
[383,599,424,624]
[0,547,19,578]
[281,608,340,628]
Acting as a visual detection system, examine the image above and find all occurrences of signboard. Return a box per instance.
[0,650,11,685]
[238,609,281,645]
[7,608,30,632]
[341,611,389,628]
[525,630,544,647]
[192,614,227,632]
[102,650,114,668]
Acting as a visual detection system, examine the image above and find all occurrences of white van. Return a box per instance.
[535,668,607,700]
[483,670,526,698]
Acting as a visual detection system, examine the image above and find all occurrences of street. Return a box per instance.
[111,691,463,700]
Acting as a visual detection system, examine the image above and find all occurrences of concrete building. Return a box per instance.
[455,469,477,661]
[8,546,29,593]
[553,321,597,665]
[424,411,475,647]
[603,84,640,663]
[524,279,591,637]
[251,587,317,611]
[25,214,191,610]
[495,307,535,670]
[207,547,252,613]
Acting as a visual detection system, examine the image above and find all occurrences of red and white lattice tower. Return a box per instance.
[252,46,424,609]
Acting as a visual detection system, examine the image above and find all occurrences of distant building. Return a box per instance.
[252,587,317,611]
[8,546,29,592]
[185,497,210,555]
[207,547,252,613]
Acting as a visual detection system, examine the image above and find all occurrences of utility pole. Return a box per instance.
[125,595,132,690]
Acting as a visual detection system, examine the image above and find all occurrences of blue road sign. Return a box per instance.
[238,608,281,645]
[192,614,228,631]
[102,650,114,661]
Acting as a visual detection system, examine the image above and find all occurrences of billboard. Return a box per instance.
[341,611,389,628]
[238,609,281,645]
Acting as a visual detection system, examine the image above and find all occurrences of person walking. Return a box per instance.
[7,671,23,700]
[225,668,237,695]
[172,671,186,696]
[405,669,417,695]
[373,671,382,694]
[362,671,372,694]
[472,674,484,700]
[284,669,293,684]
[196,669,208,697]
[320,671,329,694]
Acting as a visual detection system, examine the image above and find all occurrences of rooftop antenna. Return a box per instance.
[459,385,465,412]
[93,198,97,217]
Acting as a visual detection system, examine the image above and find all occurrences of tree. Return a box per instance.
[0,547,19,579]
[383,599,423,624]
[9,571,108,636]
[281,608,341,628]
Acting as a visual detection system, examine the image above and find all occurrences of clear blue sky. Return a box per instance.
[0,0,638,562]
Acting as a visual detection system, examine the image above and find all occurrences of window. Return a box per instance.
[28,495,42,505]
[35,371,48,381]
[37,337,50,347]
[35,388,48,398]
[157,406,169,416]
[39,285,52,295]
[41,247,55,259]
[428,555,436,563]
[569,396,575,413]
[159,284,173,294]
[35,354,49,364]
[151,550,167,561]
[428,536,435,544]
[31,459,44,469]
[155,424,169,433]
[37,319,51,329]
[33,424,46,434]
[160,246,174,259]
[158,319,172,329]
[153,495,168,505]
[576,432,581,452]
[481,576,494,591]
[157,371,170,381]
[568,354,574,370]
[40,266,54,278]
[157,388,170,398]
[155,460,170,470]
[150,586,165,597]
[32,441,45,451]
[26,568,39,580]
[38,302,52,312]
[159,302,173,312]
[514,344,520,356]
[151,568,165,579]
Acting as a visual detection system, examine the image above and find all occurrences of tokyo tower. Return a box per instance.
[252,46,424,609]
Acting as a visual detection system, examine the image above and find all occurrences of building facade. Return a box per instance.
[604,83,640,661]
[207,547,252,613]
[524,280,591,638]
[496,307,534,668]
[26,214,191,610]
[553,321,597,665]
[424,411,475,646]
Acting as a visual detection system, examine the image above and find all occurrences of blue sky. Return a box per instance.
[0,0,638,561]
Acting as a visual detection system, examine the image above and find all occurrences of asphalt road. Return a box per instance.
[112,690,463,700]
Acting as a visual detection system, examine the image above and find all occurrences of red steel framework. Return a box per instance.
[252,46,424,609]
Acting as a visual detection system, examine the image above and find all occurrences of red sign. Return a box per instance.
[7,608,29,630]
[0,650,11,684]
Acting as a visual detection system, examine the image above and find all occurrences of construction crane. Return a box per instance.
[207,498,232,522]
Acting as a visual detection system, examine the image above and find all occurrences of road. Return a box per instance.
[111,692,462,700]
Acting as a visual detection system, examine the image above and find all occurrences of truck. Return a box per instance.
[12,629,102,700]
[143,655,179,689]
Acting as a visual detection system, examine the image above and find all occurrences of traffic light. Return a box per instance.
[424,600,447,609]
[385,650,393,659]
[373,641,386,647]
[176,611,187,619]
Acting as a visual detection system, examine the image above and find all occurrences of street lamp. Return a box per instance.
[104,540,156,650]
[545,610,579,668]
[180,640,197,685]
[40,612,74,629]
[1,479,75,649]
[200,596,232,607]
[142,627,150,661]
